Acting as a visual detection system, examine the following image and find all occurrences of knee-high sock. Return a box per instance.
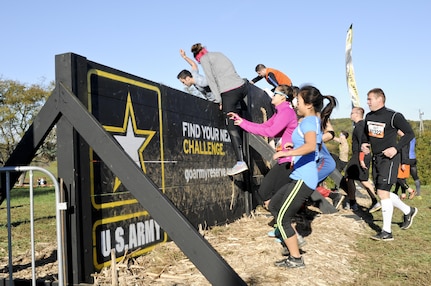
[381,198,393,233]
[390,192,411,214]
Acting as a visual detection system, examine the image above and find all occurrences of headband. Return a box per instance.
[194,48,208,63]
[273,90,289,99]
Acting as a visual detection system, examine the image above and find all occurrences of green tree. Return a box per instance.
[414,128,431,185]
[0,78,54,165]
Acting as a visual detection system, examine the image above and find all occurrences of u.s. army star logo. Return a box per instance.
[104,93,156,192]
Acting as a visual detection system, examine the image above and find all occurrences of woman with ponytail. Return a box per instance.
[227,84,298,205]
[269,86,337,269]
[191,43,249,176]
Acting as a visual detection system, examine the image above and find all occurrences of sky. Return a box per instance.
[2,0,431,121]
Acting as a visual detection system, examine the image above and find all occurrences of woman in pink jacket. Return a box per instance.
[228,84,298,207]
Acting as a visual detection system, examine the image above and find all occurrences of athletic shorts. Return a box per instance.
[345,152,371,181]
[372,153,400,191]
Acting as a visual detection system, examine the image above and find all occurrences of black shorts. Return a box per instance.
[372,153,400,191]
[345,152,371,181]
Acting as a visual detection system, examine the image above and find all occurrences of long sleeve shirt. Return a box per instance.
[199,52,245,104]
[352,120,365,153]
[239,101,297,164]
[251,68,292,89]
[362,106,414,155]
[190,69,218,103]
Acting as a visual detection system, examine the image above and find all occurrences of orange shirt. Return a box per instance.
[265,68,292,87]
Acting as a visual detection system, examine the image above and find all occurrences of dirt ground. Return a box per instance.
[0,192,374,286]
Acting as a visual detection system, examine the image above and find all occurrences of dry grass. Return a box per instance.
[92,205,369,286]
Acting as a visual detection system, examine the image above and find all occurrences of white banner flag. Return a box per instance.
[346,24,360,107]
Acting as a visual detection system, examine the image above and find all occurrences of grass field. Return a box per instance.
[348,186,431,285]
[0,186,56,259]
[0,183,430,285]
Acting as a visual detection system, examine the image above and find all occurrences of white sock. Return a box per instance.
[381,198,393,233]
[390,192,411,214]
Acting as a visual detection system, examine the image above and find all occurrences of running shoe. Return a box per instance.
[371,230,394,241]
[226,161,248,176]
[369,202,381,213]
[401,207,418,230]
[274,255,305,268]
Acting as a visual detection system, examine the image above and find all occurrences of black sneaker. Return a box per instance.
[401,207,418,230]
[274,256,305,268]
[370,230,394,241]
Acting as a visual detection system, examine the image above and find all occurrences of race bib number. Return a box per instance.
[367,121,385,138]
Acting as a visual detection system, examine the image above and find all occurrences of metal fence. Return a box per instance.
[1,166,65,286]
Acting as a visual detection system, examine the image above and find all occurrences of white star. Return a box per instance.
[114,116,146,168]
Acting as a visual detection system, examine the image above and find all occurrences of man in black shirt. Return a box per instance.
[361,88,417,241]
[344,107,379,211]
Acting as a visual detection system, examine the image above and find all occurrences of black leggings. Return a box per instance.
[221,83,248,161]
[257,162,292,203]
[268,180,314,238]
[394,178,409,194]
[409,159,419,181]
